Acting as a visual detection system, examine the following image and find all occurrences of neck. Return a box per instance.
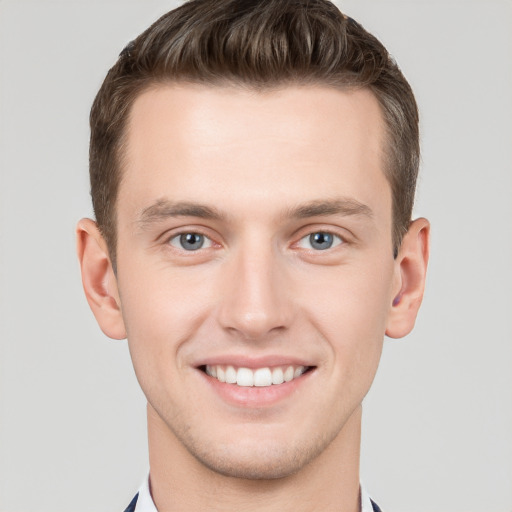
[147,404,362,512]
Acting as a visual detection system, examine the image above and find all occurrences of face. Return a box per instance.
[115,84,398,478]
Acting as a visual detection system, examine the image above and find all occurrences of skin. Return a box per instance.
[77,84,429,512]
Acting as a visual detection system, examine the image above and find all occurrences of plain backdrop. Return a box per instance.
[0,1,511,511]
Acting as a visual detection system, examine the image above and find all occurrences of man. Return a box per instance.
[76,0,429,510]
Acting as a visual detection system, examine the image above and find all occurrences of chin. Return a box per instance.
[185,433,333,481]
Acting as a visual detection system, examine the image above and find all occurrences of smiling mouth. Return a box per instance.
[200,364,314,387]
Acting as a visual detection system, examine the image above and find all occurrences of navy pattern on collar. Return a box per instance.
[371,498,383,512]
[123,491,383,512]
[123,492,138,512]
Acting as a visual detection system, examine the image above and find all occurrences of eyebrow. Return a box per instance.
[137,199,225,228]
[285,198,373,220]
[136,197,373,229]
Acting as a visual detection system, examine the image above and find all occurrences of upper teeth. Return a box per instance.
[205,365,307,387]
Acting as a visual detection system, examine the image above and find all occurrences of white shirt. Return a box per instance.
[134,474,377,512]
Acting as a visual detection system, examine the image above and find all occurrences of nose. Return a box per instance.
[217,240,294,341]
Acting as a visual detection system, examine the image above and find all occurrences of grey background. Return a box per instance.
[0,1,510,511]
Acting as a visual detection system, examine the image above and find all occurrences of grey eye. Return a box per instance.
[310,232,333,250]
[169,233,211,251]
[297,232,343,251]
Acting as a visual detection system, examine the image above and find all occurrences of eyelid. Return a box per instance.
[168,232,214,250]
[160,226,221,250]
[295,231,344,250]
[291,222,351,243]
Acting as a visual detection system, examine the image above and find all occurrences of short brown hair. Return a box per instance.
[90,0,419,267]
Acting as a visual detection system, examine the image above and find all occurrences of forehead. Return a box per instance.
[120,83,390,223]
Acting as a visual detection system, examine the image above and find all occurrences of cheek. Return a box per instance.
[299,261,393,372]
[118,247,203,330]
[116,261,195,381]
[116,254,223,376]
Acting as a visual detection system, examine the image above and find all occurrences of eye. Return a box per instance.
[168,232,213,251]
[297,231,343,251]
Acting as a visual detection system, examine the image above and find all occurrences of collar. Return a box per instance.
[134,474,377,512]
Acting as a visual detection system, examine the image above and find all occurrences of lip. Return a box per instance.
[194,354,313,369]
[196,362,316,408]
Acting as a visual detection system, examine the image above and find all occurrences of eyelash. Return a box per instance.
[295,231,344,251]
[166,230,216,252]
[164,229,346,253]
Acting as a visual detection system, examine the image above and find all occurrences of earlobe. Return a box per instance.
[76,218,127,340]
[386,218,430,339]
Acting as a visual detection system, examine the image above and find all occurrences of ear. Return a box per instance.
[386,218,430,339]
[76,218,127,340]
